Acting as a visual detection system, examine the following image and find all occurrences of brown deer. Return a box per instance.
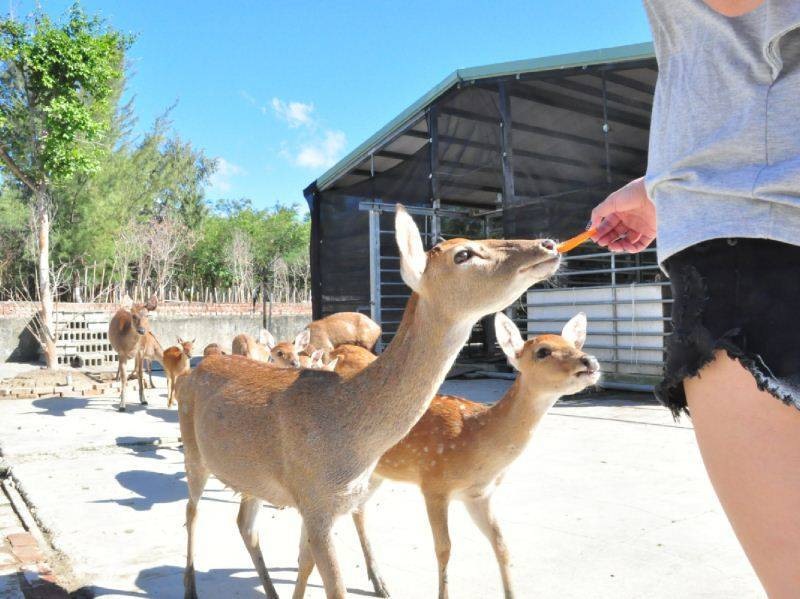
[139,331,164,389]
[175,206,560,599]
[230,329,274,362]
[269,329,313,368]
[318,313,599,599]
[163,338,194,408]
[202,343,225,357]
[301,311,381,357]
[108,295,157,412]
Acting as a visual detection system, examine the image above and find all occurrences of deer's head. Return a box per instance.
[496,312,600,396]
[270,329,309,368]
[395,206,559,321]
[177,337,195,358]
[130,295,157,336]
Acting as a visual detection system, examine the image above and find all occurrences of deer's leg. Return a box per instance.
[148,359,155,389]
[167,374,175,408]
[292,522,315,599]
[424,493,452,599]
[304,511,346,599]
[237,495,279,599]
[184,465,209,599]
[464,492,514,599]
[136,352,147,405]
[118,356,128,412]
[352,476,389,597]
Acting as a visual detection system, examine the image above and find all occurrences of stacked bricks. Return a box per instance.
[0,488,68,598]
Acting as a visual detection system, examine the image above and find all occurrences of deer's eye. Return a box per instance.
[454,249,473,264]
[536,347,551,359]
[277,351,284,358]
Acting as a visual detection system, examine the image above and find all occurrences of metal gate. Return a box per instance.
[360,201,486,352]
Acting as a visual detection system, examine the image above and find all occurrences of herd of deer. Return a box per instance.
[105,206,600,599]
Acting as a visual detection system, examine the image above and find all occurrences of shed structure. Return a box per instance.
[304,42,666,388]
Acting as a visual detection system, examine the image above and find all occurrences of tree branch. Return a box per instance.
[0,142,37,193]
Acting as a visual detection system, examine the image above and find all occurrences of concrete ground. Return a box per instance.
[0,373,763,598]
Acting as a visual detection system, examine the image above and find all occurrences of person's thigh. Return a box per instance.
[686,350,800,599]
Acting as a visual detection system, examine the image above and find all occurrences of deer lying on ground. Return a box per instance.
[313,313,599,598]
[163,338,194,408]
[175,206,559,599]
[231,329,274,362]
[108,295,157,412]
[301,311,381,357]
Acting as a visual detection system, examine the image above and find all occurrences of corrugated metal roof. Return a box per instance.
[309,41,654,193]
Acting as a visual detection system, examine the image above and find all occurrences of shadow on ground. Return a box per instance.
[85,564,381,597]
[30,397,90,417]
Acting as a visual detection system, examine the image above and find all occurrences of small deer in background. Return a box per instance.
[108,295,158,412]
[139,331,164,389]
[231,329,273,362]
[202,343,225,357]
[269,329,314,368]
[302,311,381,358]
[312,313,599,599]
[163,338,194,408]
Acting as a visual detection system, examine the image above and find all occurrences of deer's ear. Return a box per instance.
[145,295,158,311]
[395,205,426,293]
[259,329,275,350]
[310,349,324,362]
[325,357,339,371]
[562,312,587,350]
[294,329,311,353]
[494,312,524,370]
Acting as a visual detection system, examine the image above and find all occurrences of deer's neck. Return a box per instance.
[473,376,560,457]
[344,294,474,456]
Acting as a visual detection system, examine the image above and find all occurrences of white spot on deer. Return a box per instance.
[436,443,444,454]
[430,460,436,467]
[423,446,429,453]
[450,443,456,450]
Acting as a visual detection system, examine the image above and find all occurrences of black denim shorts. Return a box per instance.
[656,238,800,418]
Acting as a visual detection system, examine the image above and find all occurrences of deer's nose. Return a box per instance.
[136,327,146,335]
[581,356,599,371]
[540,239,556,252]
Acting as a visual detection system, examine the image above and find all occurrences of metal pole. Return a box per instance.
[428,104,441,246]
[498,81,516,207]
[601,71,612,185]
[368,208,383,353]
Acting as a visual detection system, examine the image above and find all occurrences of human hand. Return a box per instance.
[590,178,657,253]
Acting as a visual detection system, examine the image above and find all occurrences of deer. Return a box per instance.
[163,338,194,408]
[268,329,318,368]
[108,295,158,412]
[202,343,225,357]
[139,331,164,389]
[312,313,599,599]
[175,205,560,599]
[231,329,274,362]
[300,311,381,357]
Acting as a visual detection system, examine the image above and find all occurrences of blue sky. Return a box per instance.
[11,1,652,211]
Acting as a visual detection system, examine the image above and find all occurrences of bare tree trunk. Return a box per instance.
[36,198,56,368]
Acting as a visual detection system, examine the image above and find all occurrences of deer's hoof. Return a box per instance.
[140,399,148,406]
[117,405,128,413]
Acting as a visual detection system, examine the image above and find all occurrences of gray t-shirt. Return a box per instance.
[643,0,800,264]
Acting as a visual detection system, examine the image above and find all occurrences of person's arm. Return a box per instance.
[702,0,765,17]
[590,177,657,253]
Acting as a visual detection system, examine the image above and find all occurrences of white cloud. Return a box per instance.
[291,130,347,169]
[271,97,316,128]
[207,158,245,194]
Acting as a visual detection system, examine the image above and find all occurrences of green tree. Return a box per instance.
[0,4,131,366]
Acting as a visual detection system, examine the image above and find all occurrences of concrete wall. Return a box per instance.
[0,311,311,364]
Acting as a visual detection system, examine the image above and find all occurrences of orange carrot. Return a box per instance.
[557,228,597,254]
